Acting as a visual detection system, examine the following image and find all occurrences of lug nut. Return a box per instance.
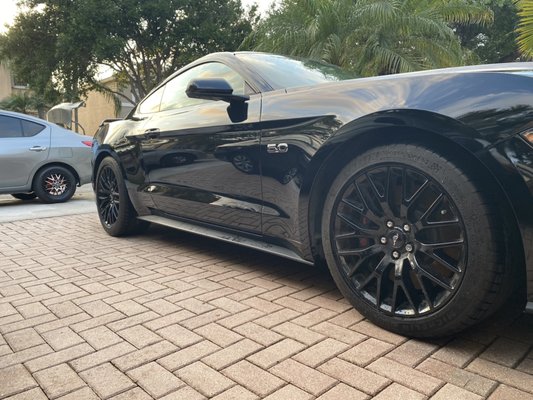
[380,237,387,244]
[405,244,413,252]
[392,251,400,259]
[403,224,410,232]
[386,221,394,228]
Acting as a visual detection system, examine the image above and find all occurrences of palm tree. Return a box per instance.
[0,92,49,118]
[243,0,492,76]
[517,0,533,58]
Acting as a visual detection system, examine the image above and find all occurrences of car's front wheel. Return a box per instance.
[95,157,150,236]
[322,143,508,337]
[33,166,76,203]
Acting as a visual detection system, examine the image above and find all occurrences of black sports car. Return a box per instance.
[92,52,533,337]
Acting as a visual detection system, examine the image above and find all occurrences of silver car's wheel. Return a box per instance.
[33,166,76,203]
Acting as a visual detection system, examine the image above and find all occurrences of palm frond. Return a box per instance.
[517,0,533,58]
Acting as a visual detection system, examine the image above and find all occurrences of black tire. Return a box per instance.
[321,143,507,337]
[33,166,77,203]
[11,192,37,201]
[95,157,150,236]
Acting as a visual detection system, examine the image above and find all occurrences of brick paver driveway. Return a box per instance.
[1,213,532,399]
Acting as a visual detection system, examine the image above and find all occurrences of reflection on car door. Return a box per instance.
[0,115,50,189]
[133,63,263,234]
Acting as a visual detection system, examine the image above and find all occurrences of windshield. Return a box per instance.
[236,53,357,90]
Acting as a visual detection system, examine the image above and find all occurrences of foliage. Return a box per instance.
[1,0,256,103]
[0,12,63,104]
[243,0,493,75]
[517,0,533,57]
[0,91,50,118]
[454,0,519,63]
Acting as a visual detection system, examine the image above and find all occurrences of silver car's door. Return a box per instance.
[0,114,50,189]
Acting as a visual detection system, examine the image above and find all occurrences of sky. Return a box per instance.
[0,0,275,33]
[0,0,19,33]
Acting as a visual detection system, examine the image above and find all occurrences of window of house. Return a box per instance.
[12,73,29,89]
[0,115,23,138]
[159,62,246,112]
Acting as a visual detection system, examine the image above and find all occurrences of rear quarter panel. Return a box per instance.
[49,127,93,185]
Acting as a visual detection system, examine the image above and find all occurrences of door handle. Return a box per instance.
[143,128,160,139]
[29,146,47,152]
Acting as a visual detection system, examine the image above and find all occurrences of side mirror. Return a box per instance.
[186,78,250,103]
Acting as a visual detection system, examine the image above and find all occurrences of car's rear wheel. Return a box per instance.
[33,166,77,203]
[322,143,508,337]
[96,157,150,236]
[11,192,37,201]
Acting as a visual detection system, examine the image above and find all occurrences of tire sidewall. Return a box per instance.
[34,166,76,203]
[321,144,501,336]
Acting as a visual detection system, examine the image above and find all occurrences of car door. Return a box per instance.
[132,62,263,234]
[0,114,50,190]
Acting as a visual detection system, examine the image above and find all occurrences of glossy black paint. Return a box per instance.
[92,53,533,302]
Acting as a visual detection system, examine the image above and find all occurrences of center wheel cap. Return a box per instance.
[387,229,406,249]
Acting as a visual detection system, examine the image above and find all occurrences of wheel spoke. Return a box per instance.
[357,273,375,291]
[404,174,429,210]
[417,193,443,224]
[337,213,377,235]
[366,170,394,218]
[419,219,459,228]
[413,256,453,291]
[422,251,462,273]
[341,198,381,226]
[390,280,399,313]
[419,239,464,250]
[375,267,386,308]
[399,281,418,314]
[412,270,433,311]
[335,232,373,240]
[338,244,380,257]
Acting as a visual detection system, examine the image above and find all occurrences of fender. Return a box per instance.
[92,132,154,216]
[301,110,529,273]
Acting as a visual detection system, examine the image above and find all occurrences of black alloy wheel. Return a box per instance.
[96,164,121,228]
[331,164,466,317]
[322,143,508,337]
[33,166,77,203]
[95,157,150,236]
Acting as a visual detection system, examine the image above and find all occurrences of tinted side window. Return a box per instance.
[0,116,23,138]
[160,63,246,112]
[22,120,45,137]
[138,85,165,114]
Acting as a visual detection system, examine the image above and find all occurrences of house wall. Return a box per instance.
[0,64,12,101]
[78,79,135,136]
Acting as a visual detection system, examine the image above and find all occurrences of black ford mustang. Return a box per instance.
[92,52,533,337]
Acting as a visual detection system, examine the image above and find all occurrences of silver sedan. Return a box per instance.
[0,110,93,203]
